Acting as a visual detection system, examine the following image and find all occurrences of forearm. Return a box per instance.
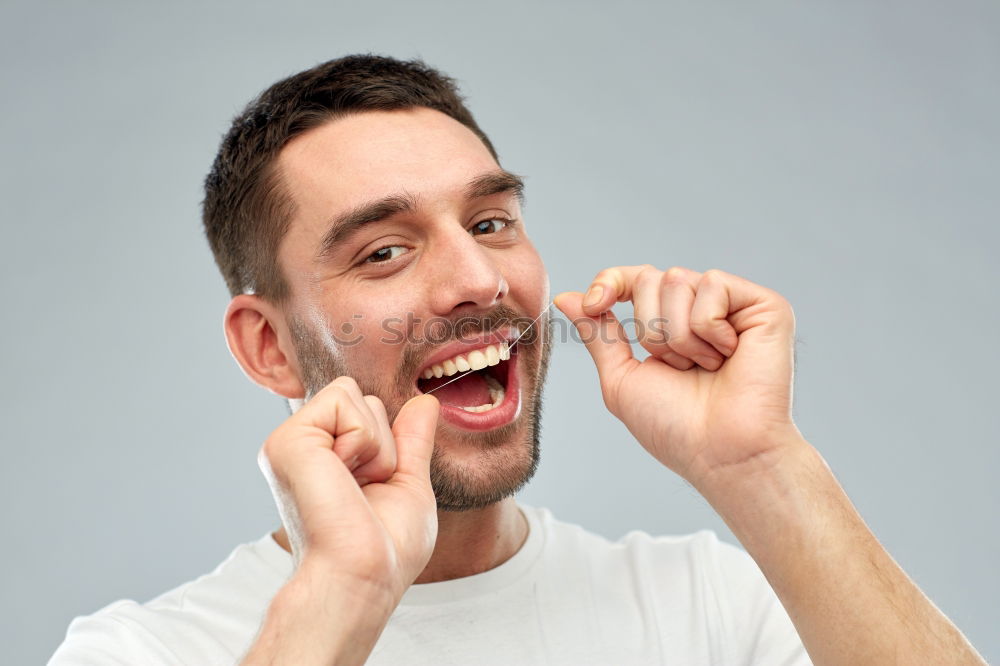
[242,560,397,666]
[699,436,985,666]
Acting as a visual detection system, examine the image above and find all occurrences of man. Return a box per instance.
[51,55,985,665]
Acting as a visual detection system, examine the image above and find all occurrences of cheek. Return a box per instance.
[329,296,418,363]
[507,246,549,306]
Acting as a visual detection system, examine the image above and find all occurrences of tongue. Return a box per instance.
[421,371,492,407]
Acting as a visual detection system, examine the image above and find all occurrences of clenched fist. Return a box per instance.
[555,265,802,493]
[258,377,440,601]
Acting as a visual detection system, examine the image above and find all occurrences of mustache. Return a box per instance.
[394,303,530,385]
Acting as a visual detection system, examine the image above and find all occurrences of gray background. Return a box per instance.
[2,0,997,663]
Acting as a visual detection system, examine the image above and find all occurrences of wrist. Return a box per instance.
[243,557,400,666]
[694,437,856,609]
[290,554,401,621]
[693,432,830,545]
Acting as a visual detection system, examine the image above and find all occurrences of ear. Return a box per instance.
[224,294,305,399]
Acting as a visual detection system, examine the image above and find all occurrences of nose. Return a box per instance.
[425,227,508,317]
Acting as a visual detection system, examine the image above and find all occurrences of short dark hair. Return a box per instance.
[202,54,499,302]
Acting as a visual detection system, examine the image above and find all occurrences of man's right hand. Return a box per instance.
[244,378,439,665]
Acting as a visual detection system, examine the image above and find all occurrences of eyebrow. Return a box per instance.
[317,193,417,260]
[465,170,525,202]
[316,170,525,261]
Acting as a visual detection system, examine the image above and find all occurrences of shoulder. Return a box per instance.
[48,599,180,665]
[49,535,291,665]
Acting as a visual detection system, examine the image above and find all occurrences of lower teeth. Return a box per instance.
[460,374,505,413]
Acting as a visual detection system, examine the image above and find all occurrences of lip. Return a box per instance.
[414,326,520,380]
[434,348,522,431]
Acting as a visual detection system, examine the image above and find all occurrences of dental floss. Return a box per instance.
[424,301,554,396]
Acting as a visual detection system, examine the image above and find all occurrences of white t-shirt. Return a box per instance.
[50,505,810,665]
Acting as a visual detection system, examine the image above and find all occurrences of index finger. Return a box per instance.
[581,265,654,316]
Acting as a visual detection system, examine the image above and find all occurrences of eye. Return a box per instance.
[365,245,408,263]
[470,218,510,236]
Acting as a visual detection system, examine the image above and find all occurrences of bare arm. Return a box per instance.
[704,436,985,665]
[243,565,395,666]
[556,266,985,665]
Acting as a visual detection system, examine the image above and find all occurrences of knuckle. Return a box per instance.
[636,265,661,286]
[689,314,711,331]
[327,389,350,408]
[646,317,671,343]
[663,266,689,285]
[321,384,347,402]
[637,319,668,347]
[366,451,397,478]
[592,269,620,292]
[592,267,616,282]
[663,351,694,370]
[702,268,726,283]
[365,394,387,413]
[390,425,422,442]
[667,330,693,350]
[332,376,359,392]
[359,426,377,446]
[335,432,366,460]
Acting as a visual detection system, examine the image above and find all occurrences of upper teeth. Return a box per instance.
[422,342,510,379]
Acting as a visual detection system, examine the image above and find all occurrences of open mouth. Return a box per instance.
[416,340,514,414]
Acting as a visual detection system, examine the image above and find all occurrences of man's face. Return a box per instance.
[275,108,551,510]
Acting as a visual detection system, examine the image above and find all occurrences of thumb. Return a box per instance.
[390,394,439,480]
[554,291,637,388]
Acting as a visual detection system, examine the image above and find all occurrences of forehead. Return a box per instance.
[277,108,500,222]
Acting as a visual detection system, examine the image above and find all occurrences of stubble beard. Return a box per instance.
[288,309,553,512]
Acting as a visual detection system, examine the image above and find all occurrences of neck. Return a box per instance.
[416,497,527,583]
[271,497,528,584]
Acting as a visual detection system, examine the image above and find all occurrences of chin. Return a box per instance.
[428,407,542,512]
